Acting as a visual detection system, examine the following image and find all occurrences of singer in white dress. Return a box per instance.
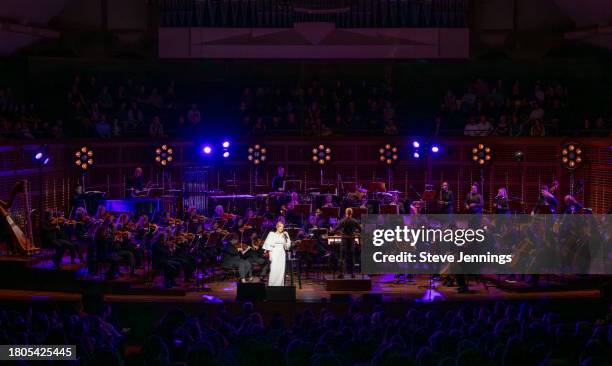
[262,221,291,286]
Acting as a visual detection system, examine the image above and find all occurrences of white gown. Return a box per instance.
[262,231,291,286]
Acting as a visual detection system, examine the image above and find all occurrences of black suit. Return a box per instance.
[335,217,360,276]
[221,244,252,279]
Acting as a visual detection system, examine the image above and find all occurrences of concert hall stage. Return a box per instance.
[0,254,605,305]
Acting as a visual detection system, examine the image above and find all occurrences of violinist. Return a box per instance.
[168,225,195,283]
[151,232,181,288]
[94,216,120,279]
[244,232,269,281]
[221,236,253,283]
[42,210,83,269]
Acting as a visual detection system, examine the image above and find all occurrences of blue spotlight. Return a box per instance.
[35,152,43,160]
[222,151,230,158]
[222,141,230,148]
[431,145,440,153]
[202,145,212,155]
[412,140,420,149]
[43,157,50,165]
[413,151,420,159]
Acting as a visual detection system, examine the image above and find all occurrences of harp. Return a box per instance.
[0,180,39,255]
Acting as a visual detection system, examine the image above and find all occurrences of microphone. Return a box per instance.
[283,232,288,242]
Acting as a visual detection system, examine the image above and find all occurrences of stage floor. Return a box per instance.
[0,273,602,304]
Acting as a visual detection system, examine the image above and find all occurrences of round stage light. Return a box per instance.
[222,141,230,148]
[155,144,173,166]
[471,143,493,166]
[379,144,399,165]
[561,142,583,170]
[312,144,332,165]
[222,151,230,158]
[431,145,440,153]
[412,140,420,148]
[202,145,212,155]
[75,146,93,170]
[413,151,420,159]
[247,144,267,165]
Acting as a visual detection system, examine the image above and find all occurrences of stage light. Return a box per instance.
[222,151,230,158]
[471,143,493,166]
[561,142,583,170]
[34,145,50,165]
[247,144,267,165]
[412,140,420,148]
[431,145,440,153]
[312,144,332,165]
[155,144,173,166]
[513,150,524,162]
[75,146,94,170]
[413,151,420,159]
[222,141,230,148]
[379,144,399,165]
[202,145,212,155]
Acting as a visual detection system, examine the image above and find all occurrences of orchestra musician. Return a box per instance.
[128,166,148,197]
[151,232,181,288]
[244,233,269,281]
[322,194,337,208]
[333,208,360,279]
[271,165,286,192]
[438,181,454,214]
[221,237,253,283]
[465,182,484,214]
[263,221,291,286]
[494,187,510,214]
[42,210,84,268]
[533,184,558,214]
[563,194,583,214]
[212,205,225,219]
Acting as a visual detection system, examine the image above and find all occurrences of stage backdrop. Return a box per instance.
[1,137,610,216]
[159,24,469,59]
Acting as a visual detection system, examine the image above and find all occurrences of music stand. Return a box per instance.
[422,190,437,201]
[246,216,263,231]
[368,182,386,193]
[283,180,303,193]
[379,204,399,214]
[319,184,337,195]
[342,182,357,193]
[320,206,340,219]
[292,204,312,224]
[350,207,368,220]
[286,227,300,241]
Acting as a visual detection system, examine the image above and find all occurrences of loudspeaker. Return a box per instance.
[266,286,296,301]
[236,282,266,301]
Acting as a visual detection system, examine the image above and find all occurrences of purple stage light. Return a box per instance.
[203,145,212,154]
[431,145,439,153]
[412,140,420,148]
[413,151,420,159]
[222,151,230,158]
[222,141,230,148]
[35,152,43,160]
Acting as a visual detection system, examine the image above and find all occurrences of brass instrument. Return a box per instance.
[0,180,39,255]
